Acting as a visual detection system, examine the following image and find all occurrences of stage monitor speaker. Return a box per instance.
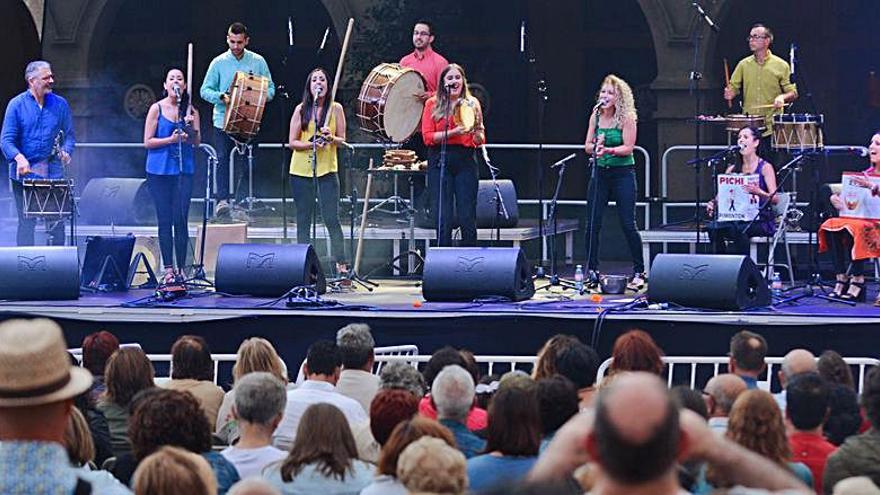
[78,178,156,225]
[648,254,770,310]
[0,246,80,300]
[214,243,326,296]
[416,180,520,229]
[422,247,534,302]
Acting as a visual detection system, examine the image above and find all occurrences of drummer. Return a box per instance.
[723,23,797,155]
[200,21,275,215]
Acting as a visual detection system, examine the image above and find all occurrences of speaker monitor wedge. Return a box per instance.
[215,243,326,296]
[422,247,535,302]
[78,178,156,225]
[0,246,80,300]
[647,254,770,310]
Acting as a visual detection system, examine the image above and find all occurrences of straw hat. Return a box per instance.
[0,318,92,407]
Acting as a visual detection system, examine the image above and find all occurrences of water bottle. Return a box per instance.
[575,265,584,293]
[770,271,783,297]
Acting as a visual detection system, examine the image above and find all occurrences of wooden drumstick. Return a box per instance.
[187,43,194,117]
[354,158,373,274]
[322,18,355,128]
[724,58,732,110]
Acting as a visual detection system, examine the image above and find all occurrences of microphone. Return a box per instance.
[724,144,741,154]
[445,82,456,91]
[288,17,294,47]
[842,147,868,157]
[319,27,330,52]
[520,21,526,54]
[691,1,719,33]
[172,84,182,100]
[338,140,354,150]
[790,43,796,83]
[551,153,578,169]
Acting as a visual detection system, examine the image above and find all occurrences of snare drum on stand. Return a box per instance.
[22,179,74,220]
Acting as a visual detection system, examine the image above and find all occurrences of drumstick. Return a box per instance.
[751,102,792,109]
[187,43,194,117]
[322,18,355,128]
[354,157,373,274]
[723,58,732,110]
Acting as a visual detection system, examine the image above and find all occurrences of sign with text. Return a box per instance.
[840,172,880,220]
[716,173,760,222]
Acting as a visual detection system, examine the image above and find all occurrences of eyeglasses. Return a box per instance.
[748,35,770,41]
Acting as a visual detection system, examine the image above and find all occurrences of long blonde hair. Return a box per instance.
[598,74,637,129]
[432,63,474,121]
[232,337,287,383]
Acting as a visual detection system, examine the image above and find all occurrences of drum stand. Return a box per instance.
[230,141,274,216]
[368,142,412,218]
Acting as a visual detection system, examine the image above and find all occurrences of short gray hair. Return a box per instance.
[336,323,375,369]
[380,362,426,399]
[228,478,281,495]
[431,365,474,422]
[24,61,51,83]
[233,372,287,425]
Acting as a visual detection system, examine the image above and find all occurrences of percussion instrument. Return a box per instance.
[772,113,824,151]
[454,98,477,132]
[357,63,426,143]
[22,179,73,219]
[724,114,766,133]
[223,71,269,141]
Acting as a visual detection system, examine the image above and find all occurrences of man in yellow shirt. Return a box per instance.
[724,24,798,143]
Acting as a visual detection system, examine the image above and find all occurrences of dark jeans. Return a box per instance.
[706,220,769,255]
[11,179,65,246]
[290,173,345,262]
[146,173,193,270]
[212,127,247,201]
[825,229,867,276]
[585,166,644,273]
[427,146,478,247]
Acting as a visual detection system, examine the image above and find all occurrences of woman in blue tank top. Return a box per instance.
[143,68,201,284]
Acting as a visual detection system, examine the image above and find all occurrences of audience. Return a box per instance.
[786,372,837,494]
[263,403,373,493]
[532,334,580,381]
[361,417,457,495]
[817,351,855,391]
[81,330,120,403]
[378,361,426,399]
[536,375,580,451]
[824,366,880,493]
[164,335,225,429]
[133,445,218,495]
[419,346,488,430]
[217,337,288,444]
[65,406,97,469]
[702,373,747,434]
[475,374,500,410]
[776,348,818,411]
[228,479,282,495]
[97,346,156,457]
[729,330,768,389]
[608,329,665,377]
[671,385,709,419]
[396,436,468,495]
[824,385,862,446]
[273,340,367,450]
[0,319,132,494]
[466,376,541,490]
[352,388,419,463]
[432,365,486,458]
[221,372,289,479]
[335,323,380,412]
[553,339,601,407]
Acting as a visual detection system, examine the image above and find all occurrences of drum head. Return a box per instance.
[383,70,426,142]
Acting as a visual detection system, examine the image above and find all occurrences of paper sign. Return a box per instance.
[716,173,761,222]
[840,173,880,220]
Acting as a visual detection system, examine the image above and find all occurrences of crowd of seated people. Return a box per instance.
[6,318,880,494]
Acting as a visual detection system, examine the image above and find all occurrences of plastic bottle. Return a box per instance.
[770,271,783,297]
[575,265,584,293]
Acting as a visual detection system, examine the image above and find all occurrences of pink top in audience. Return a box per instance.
[418,395,487,431]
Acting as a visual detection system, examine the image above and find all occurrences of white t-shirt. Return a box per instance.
[221,445,288,479]
[273,380,368,450]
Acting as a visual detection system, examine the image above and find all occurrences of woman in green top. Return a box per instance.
[583,74,645,290]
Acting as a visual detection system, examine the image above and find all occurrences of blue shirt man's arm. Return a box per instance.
[0,99,23,162]
[200,59,224,105]
[60,100,75,155]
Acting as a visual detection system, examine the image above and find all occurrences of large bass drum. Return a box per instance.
[357,63,426,143]
[223,71,269,142]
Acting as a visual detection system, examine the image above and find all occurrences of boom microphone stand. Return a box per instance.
[537,153,579,292]
[522,20,550,274]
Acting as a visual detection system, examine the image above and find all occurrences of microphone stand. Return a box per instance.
[583,104,603,286]
[481,146,509,244]
[536,155,578,292]
[310,94,320,248]
[340,145,377,290]
[523,21,550,275]
[436,90,452,247]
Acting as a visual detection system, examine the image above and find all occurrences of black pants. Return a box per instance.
[585,166,644,273]
[427,146,478,247]
[212,127,248,201]
[826,229,868,276]
[11,179,65,246]
[146,173,193,270]
[290,173,345,263]
[706,220,768,256]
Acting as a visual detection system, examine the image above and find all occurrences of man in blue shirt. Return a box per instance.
[200,22,275,214]
[1,60,75,245]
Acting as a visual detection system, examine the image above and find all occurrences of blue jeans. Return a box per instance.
[146,173,193,270]
[585,166,644,273]
[290,173,345,262]
[427,146,478,246]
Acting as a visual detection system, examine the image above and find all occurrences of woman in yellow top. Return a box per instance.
[288,67,347,274]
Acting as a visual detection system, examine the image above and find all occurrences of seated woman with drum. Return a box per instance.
[706,126,779,255]
[818,131,880,303]
[421,63,485,247]
[288,67,348,275]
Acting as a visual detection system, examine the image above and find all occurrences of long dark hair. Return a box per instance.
[299,67,333,129]
[279,403,359,481]
[734,126,762,172]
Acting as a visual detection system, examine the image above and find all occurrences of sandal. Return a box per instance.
[162,268,176,285]
[831,274,849,298]
[841,277,866,302]
[627,272,647,292]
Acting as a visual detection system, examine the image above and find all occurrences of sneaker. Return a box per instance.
[627,272,647,292]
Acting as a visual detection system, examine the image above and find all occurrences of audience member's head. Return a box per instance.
[532,334,580,381]
[279,403,359,482]
[726,390,790,467]
[459,349,481,386]
[703,373,747,418]
[369,389,420,446]
[824,384,862,446]
[171,335,214,381]
[336,323,375,371]
[304,340,342,382]
[832,476,880,495]
[609,329,665,376]
[861,366,880,429]
[103,347,155,407]
[670,385,709,420]
[377,416,456,477]
[589,373,680,486]
[537,375,580,435]
[779,348,817,387]
[232,337,286,384]
[64,406,95,467]
[818,350,855,391]
[81,330,120,377]
[431,365,475,424]
[397,436,468,495]
[233,372,287,428]
[554,340,601,391]
[129,388,212,461]
[132,446,217,495]
[729,330,767,377]
[422,346,467,390]
[485,377,542,457]
[786,372,829,432]
[475,374,500,410]
[379,361,426,399]
[228,479,282,495]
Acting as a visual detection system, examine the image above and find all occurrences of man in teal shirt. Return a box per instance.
[200,22,275,212]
